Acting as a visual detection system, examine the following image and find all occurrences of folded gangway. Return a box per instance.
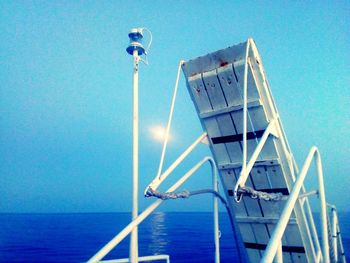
[181,39,346,263]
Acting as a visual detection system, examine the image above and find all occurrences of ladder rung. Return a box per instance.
[218,158,280,170]
[199,99,261,119]
[211,130,265,144]
[236,216,297,224]
[244,242,305,253]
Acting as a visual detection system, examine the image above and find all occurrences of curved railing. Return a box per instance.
[87,155,221,263]
[261,146,330,263]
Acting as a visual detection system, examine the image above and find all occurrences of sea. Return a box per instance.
[0,212,349,262]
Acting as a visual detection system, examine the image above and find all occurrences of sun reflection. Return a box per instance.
[149,126,171,142]
[148,212,169,254]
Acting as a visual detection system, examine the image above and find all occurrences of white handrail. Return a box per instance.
[87,156,218,263]
[240,38,251,201]
[327,204,347,263]
[261,146,330,263]
[234,119,277,201]
[155,60,185,180]
[145,132,207,194]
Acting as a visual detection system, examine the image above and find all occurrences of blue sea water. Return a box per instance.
[0,212,349,262]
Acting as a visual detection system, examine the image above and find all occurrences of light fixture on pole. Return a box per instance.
[126,27,146,263]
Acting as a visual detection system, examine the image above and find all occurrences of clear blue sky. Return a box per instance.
[1,1,349,213]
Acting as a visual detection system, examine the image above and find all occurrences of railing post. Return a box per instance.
[212,161,220,263]
[238,39,251,203]
[315,151,330,263]
[331,209,338,262]
[261,147,330,263]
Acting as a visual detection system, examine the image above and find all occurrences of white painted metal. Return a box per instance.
[213,166,220,263]
[327,203,347,263]
[146,132,207,193]
[243,42,316,262]
[241,39,251,203]
[332,208,338,262]
[337,224,347,263]
[155,60,185,180]
[88,156,220,263]
[261,147,329,263]
[131,48,139,263]
[234,119,277,198]
[100,254,170,263]
[274,241,283,263]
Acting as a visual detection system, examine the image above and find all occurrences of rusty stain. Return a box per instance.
[220,61,229,67]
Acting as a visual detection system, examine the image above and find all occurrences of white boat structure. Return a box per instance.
[87,28,347,263]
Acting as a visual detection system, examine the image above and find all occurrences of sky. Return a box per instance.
[0,1,349,213]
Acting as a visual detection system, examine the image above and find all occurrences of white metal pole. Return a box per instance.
[130,49,139,263]
[156,60,185,180]
[235,39,250,202]
[212,162,220,263]
[332,209,338,262]
[315,152,330,263]
[242,40,250,179]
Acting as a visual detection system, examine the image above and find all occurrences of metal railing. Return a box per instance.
[260,147,329,263]
[87,153,221,263]
[327,204,347,263]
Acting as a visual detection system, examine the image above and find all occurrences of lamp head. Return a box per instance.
[126,28,145,56]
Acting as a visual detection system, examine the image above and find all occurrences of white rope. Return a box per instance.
[238,186,287,201]
[146,187,190,200]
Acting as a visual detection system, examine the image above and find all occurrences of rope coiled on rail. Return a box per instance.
[146,187,190,200]
[238,186,288,201]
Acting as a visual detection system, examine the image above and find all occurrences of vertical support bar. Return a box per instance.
[156,60,185,180]
[212,162,220,263]
[316,152,330,263]
[332,209,338,262]
[337,224,346,263]
[130,49,139,263]
[242,40,250,180]
[235,39,251,202]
